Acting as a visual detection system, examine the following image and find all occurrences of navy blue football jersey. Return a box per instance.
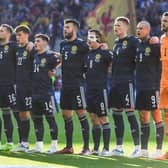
[85,47,112,88]
[111,36,140,84]
[60,38,89,87]
[0,42,17,85]
[135,39,161,89]
[32,51,59,96]
[16,45,34,86]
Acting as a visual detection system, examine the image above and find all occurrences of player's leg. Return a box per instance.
[126,109,140,157]
[150,109,164,158]
[12,92,31,152]
[99,116,111,156]
[138,110,150,157]
[1,107,13,148]
[109,86,124,156]
[89,113,101,155]
[111,108,124,156]
[76,86,90,154]
[76,109,90,154]
[0,85,16,150]
[57,109,74,154]
[29,101,44,153]
[57,88,74,154]
[44,99,58,154]
[125,82,140,157]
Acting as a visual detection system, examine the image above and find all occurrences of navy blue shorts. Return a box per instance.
[0,85,16,108]
[32,96,54,117]
[16,86,32,111]
[108,82,135,109]
[60,86,86,110]
[135,89,159,110]
[86,88,109,117]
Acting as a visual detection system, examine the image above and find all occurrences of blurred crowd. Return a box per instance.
[136,0,168,36]
[0,0,99,49]
[0,0,168,48]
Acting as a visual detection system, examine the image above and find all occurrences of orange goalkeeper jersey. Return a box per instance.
[160,34,168,86]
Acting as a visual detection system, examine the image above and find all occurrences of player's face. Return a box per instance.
[87,32,98,49]
[16,31,29,45]
[0,26,10,41]
[136,23,149,39]
[63,23,74,39]
[161,15,168,33]
[114,20,127,37]
[34,37,47,52]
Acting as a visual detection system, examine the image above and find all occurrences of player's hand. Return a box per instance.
[26,42,34,51]
[100,43,109,50]
[48,69,56,78]
[149,36,159,44]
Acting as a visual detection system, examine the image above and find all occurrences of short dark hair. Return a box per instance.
[1,24,13,34]
[15,25,31,34]
[64,19,80,29]
[88,29,106,43]
[115,16,130,25]
[35,33,50,42]
[162,12,168,17]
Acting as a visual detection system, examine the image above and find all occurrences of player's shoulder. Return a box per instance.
[128,35,139,42]
[160,34,168,42]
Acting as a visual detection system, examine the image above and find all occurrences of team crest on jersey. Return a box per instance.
[145,47,151,56]
[4,45,9,53]
[71,45,77,54]
[95,54,101,62]
[122,40,128,49]
[40,58,46,67]
[23,51,28,58]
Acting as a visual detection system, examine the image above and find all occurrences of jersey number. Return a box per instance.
[34,64,40,72]
[25,97,32,107]
[45,101,53,112]
[17,57,23,65]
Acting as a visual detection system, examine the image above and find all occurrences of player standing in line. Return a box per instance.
[57,19,90,155]
[134,21,164,158]
[108,16,140,157]
[85,29,112,156]
[12,25,34,152]
[158,12,168,160]
[29,34,60,153]
[0,24,22,150]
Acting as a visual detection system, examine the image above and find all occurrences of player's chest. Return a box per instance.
[61,45,80,61]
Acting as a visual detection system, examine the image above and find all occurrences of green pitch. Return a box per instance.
[0,111,167,168]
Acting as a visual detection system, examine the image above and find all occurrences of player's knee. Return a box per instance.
[62,110,73,119]
[76,109,86,117]
[90,115,100,125]
[19,112,30,121]
[152,110,162,123]
[99,116,109,125]
[140,111,150,124]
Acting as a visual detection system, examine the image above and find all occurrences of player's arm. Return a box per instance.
[149,36,160,44]
[26,41,34,51]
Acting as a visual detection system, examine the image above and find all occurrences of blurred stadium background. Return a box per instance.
[0,0,167,50]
